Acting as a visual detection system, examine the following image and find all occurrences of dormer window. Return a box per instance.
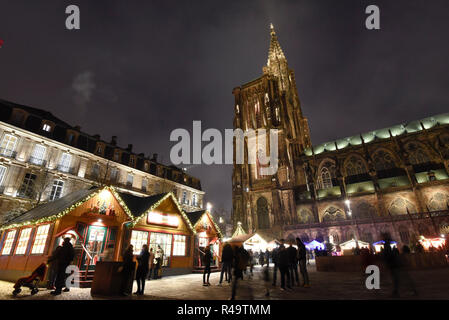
[113,150,121,161]
[130,156,135,166]
[95,143,105,156]
[42,124,52,132]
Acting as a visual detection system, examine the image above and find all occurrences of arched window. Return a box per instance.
[389,198,417,216]
[354,202,376,219]
[373,150,395,171]
[428,192,449,211]
[256,197,270,229]
[322,206,345,222]
[320,167,333,189]
[406,142,430,165]
[345,156,367,176]
[298,209,314,224]
[399,226,410,243]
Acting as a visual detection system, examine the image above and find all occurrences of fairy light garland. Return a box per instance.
[193,211,223,239]
[0,186,197,235]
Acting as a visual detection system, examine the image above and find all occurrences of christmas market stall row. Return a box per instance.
[0,186,208,284]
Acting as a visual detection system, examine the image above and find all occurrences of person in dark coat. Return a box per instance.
[219,243,233,285]
[134,245,150,295]
[296,237,310,287]
[201,245,213,286]
[51,238,75,295]
[47,245,62,290]
[278,239,291,290]
[230,245,249,300]
[271,245,280,286]
[120,245,135,296]
[287,242,299,286]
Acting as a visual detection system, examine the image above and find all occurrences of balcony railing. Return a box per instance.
[28,156,47,167]
[0,148,17,159]
[284,210,449,230]
[57,165,76,175]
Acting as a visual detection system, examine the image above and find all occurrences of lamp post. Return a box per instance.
[345,199,359,247]
[206,202,212,212]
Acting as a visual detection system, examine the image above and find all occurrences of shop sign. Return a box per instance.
[147,211,179,227]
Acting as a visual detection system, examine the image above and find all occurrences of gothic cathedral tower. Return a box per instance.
[231,25,311,235]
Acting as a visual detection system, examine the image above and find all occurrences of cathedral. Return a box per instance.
[231,25,449,247]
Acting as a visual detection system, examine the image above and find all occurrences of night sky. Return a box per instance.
[1,0,448,217]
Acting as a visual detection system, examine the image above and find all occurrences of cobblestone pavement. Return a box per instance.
[1,264,448,300]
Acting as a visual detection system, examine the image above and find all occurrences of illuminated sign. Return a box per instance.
[147,211,179,227]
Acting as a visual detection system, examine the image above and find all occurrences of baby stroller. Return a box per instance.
[12,263,47,296]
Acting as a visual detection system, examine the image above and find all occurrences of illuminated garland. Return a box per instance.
[193,211,223,239]
[0,186,196,235]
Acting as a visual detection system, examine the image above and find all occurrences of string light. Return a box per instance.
[0,186,197,235]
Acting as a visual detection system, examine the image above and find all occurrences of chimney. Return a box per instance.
[127,144,133,152]
[111,136,117,145]
[151,153,158,162]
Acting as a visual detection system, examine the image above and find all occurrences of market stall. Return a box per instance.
[372,240,398,253]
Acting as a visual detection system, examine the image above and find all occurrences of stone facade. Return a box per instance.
[0,100,204,223]
[231,25,449,246]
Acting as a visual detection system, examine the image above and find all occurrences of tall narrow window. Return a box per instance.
[15,228,32,255]
[110,168,119,182]
[320,168,333,189]
[173,235,186,256]
[182,191,187,204]
[126,173,133,187]
[0,165,7,186]
[58,153,72,172]
[0,134,18,157]
[192,194,197,207]
[17,173,37,198]
[30,144,46,166]
[50,180,64,201]
[1,230,17,255]
[130,230,149,255]
[92,163,100,178]
[142,179,148,192]
[42,124,52,132]
[31,224,50,254]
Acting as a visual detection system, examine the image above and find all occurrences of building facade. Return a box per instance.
[231,25,449,247]
[0,99,204,222]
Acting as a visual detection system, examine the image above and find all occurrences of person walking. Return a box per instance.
[278,239,291,291]
[287,242,299,286]
[258,250,265,267]
[46,245,62,290]
[230,245,249,300]
[51,238,75,295]
[248,249,254,279]
[120,245,135,296]
[200,245,213,286]
[271,245,280,286]
[265,249,270,266]
[296,237,310,288]
[134,244,150,295]
[219,242,233,285]
[153,245,164,279]
[148,247,155,280]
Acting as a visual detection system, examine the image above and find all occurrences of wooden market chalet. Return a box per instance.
[0,186,224,287]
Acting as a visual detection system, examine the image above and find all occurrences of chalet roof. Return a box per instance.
[186,210,206,226]
[1,187,98,229]
[117,192,167,218]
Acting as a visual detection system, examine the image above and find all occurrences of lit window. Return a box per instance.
[0,134,18,157]
[42,124,52,132]
[96,145,102,154]
[192,194,197,207]
[15,228,32,255]
[30,144,46,166]
[58,153,72,172]
[130,230,149,255]
[149,232,172,267]
[1,230,17,255]
[182,191,187,204]
[50,180,64,201]
[130,157,135,166]
[173,235,186,256]
[31,224,50,254]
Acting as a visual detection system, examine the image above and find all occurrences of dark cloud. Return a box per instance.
[0,0,448,215]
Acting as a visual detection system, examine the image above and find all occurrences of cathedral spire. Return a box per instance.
[267,23,287,67]
[265,23,288,91]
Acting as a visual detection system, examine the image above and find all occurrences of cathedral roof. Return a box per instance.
[305,112,449,156]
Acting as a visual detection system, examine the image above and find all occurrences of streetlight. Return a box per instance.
[206,202,212,212]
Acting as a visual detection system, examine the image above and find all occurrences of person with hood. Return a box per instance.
[219,242,233,285]
[51,238,75,295]
[134,244,150,295]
